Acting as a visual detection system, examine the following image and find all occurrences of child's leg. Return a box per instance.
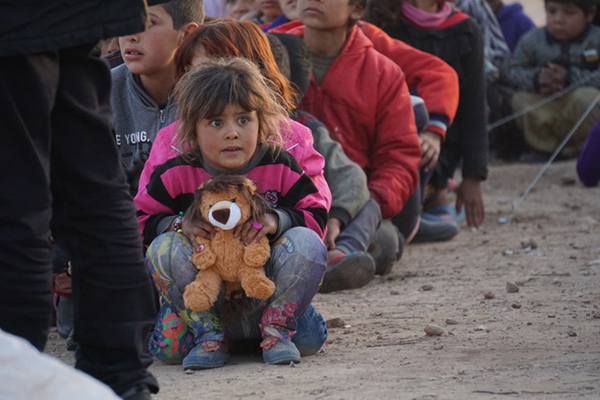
[513,91,557,153]
[319,199,380,293]
[145,232,228,369]
[292,304,328,356]
[260,227,326,363]
[561,87,600,152]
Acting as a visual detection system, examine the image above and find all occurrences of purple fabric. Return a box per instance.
[495,3,536,53]
[577,118,600,187]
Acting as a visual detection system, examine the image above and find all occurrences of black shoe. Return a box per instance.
[120,385,151,400]
[411,219,459,244]
[319,252,376,293]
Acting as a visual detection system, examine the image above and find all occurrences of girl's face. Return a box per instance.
[195,104,260,172]
[298,0,363,30]
[279,0,299,20]
[225,0,259,20]
[260,0,283,20]
[545,1,594,42]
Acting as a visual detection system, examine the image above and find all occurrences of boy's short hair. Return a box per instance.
[163,0,205,29]
[544,0,597,14]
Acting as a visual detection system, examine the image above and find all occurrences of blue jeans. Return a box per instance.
[146,227,327,363]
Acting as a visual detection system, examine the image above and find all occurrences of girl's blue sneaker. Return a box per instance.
[182,341,230,370]
[262,338,301,365]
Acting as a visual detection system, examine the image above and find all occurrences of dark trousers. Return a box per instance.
[0,46,158,395]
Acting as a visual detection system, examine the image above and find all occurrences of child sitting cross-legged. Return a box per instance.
[134,57,329,370]
[503,0,600,159]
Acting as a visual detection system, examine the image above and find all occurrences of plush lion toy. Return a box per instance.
[183,175,275,312]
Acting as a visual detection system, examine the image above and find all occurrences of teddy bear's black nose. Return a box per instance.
[212,208,231,224]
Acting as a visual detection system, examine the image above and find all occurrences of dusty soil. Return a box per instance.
[46,160,600,399]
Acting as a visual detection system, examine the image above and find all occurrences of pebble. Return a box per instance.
[483,291,495,299]
[445,318,459,325]
[511,303,522,309]
[506,282,520,293]
[567,330,577,337]
[326,318,346,329]
[520,238,538,249]
[433,344,444,350]
[424,324,444,336]
[421,284,433,291]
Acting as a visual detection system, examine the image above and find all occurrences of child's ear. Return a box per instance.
[179,22,199,43]
[586,6,596,24]
[351,2,366,22]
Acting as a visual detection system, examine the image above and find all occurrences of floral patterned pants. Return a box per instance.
[145,227,328,363]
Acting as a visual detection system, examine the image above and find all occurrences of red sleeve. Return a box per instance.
[359,21,459,139]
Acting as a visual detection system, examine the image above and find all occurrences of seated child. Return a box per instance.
[364,0,489,230]
[135,58,329,369]
[278,0,423,260]
[503,0,600,157]
[112,0,202,194]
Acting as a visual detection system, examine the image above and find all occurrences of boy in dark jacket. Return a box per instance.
[503,0,600,157]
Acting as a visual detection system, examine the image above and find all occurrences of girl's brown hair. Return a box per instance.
[174,18,297,113]
[174,57,288,159]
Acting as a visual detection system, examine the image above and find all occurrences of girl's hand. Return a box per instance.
[419,130,442,172]
[325,218,342,250]
[181,215,216,252]
[455,175,485,230]
[235,212,279,245]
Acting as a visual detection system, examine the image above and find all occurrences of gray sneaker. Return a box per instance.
[319,252,376,293]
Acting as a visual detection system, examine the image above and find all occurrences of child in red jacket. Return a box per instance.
[283,0,422,287]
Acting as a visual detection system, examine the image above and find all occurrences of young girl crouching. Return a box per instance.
[134,57,329,370]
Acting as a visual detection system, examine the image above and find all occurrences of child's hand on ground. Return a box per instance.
[419,130,442,172]
[236,212,278,245]
[455,175,485,229]
[325,218,343,250]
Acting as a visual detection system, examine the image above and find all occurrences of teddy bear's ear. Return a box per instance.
[242,179,257,195]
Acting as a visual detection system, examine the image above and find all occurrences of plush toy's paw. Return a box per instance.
[244,276,275,300]
[243,240,271,268]
[192,250,217,271]
[184,283,215,311]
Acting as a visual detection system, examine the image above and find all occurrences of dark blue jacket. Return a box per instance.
[495,3,536,53]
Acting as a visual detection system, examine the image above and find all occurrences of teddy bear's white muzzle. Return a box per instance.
[208,200,242,230]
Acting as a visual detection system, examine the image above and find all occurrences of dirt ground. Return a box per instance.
[46,159,600,399]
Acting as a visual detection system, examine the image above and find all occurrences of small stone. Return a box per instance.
[567,330,577,337]
[424,324,444,336]
[390,290,400,295]
[570,243,584,249]
[421,284,433,291]
[506,282,520,293]
[511,303,522,309]
[433,344,444,350]
[483,291,495,299]
[445,318,459,325]
[520,238,538,249]
[184,369,195,375]
[503,249,514,255]
[326,318,346,329]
